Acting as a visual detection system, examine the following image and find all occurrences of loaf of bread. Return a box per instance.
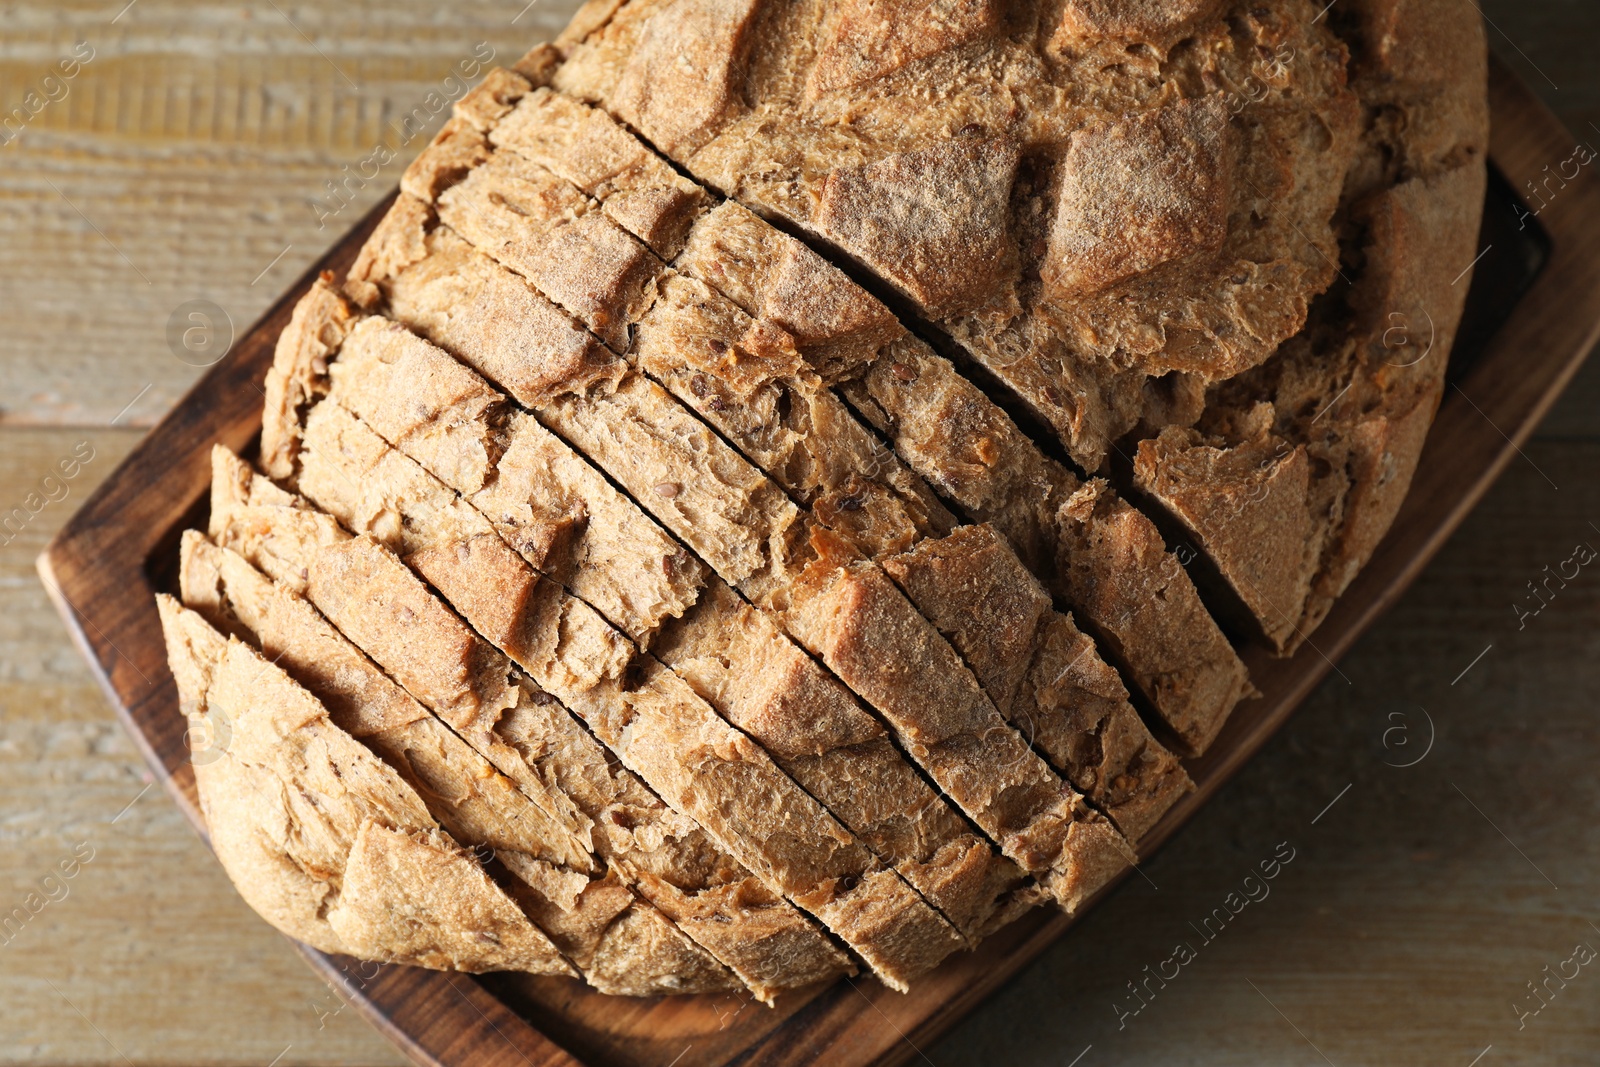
[159,0,1487,998]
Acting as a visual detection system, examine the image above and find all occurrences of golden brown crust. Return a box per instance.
[493,87,711,258]
[806,0,1002,101]
[560,0,1365,468]
[1134,421,1318,651]
[606,0,766,156]
[1041,96,1237,306]
[677,200,906,384]
[259,276,354,482]
[815,137,1020,317]
[1048,0,1222,46]
[400,117,492,205]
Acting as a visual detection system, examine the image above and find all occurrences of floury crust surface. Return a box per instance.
[159,0,1486,1000]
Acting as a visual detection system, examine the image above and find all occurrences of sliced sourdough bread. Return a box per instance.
[211,431,960,991]
[156,596,575,977]
[163,0,1487,999]
[329,256,1038,939]
[349,228,1052,931]
[203,448,855,1000]
[331,304,1132,913]
[177,531,742,995]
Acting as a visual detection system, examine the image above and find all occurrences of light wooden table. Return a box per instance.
[2,3,1597,1064]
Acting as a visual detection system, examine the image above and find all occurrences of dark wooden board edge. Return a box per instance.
[35,55,1600,1067]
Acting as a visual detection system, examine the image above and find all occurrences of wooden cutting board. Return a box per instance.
[36,56,1600,1067]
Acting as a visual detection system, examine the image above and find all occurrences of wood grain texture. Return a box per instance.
[3,3,1600,1066]
[0,0,582,429]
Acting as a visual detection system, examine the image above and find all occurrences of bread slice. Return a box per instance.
[215,425,961,992]
[348,199,624,408]
[177,531,740,996]
[435,150,659,351]
[1146,161,1485,652]
[491,85,711,258]
[328,302,800,597]
[399,116,493,205]
[155,596,575,977]
[674,202,905,386]
[882,524,1191,843]
[206,447,774,994]
[395,56,552,209]
[259,277,355,482]
[1133,421,1317,650]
